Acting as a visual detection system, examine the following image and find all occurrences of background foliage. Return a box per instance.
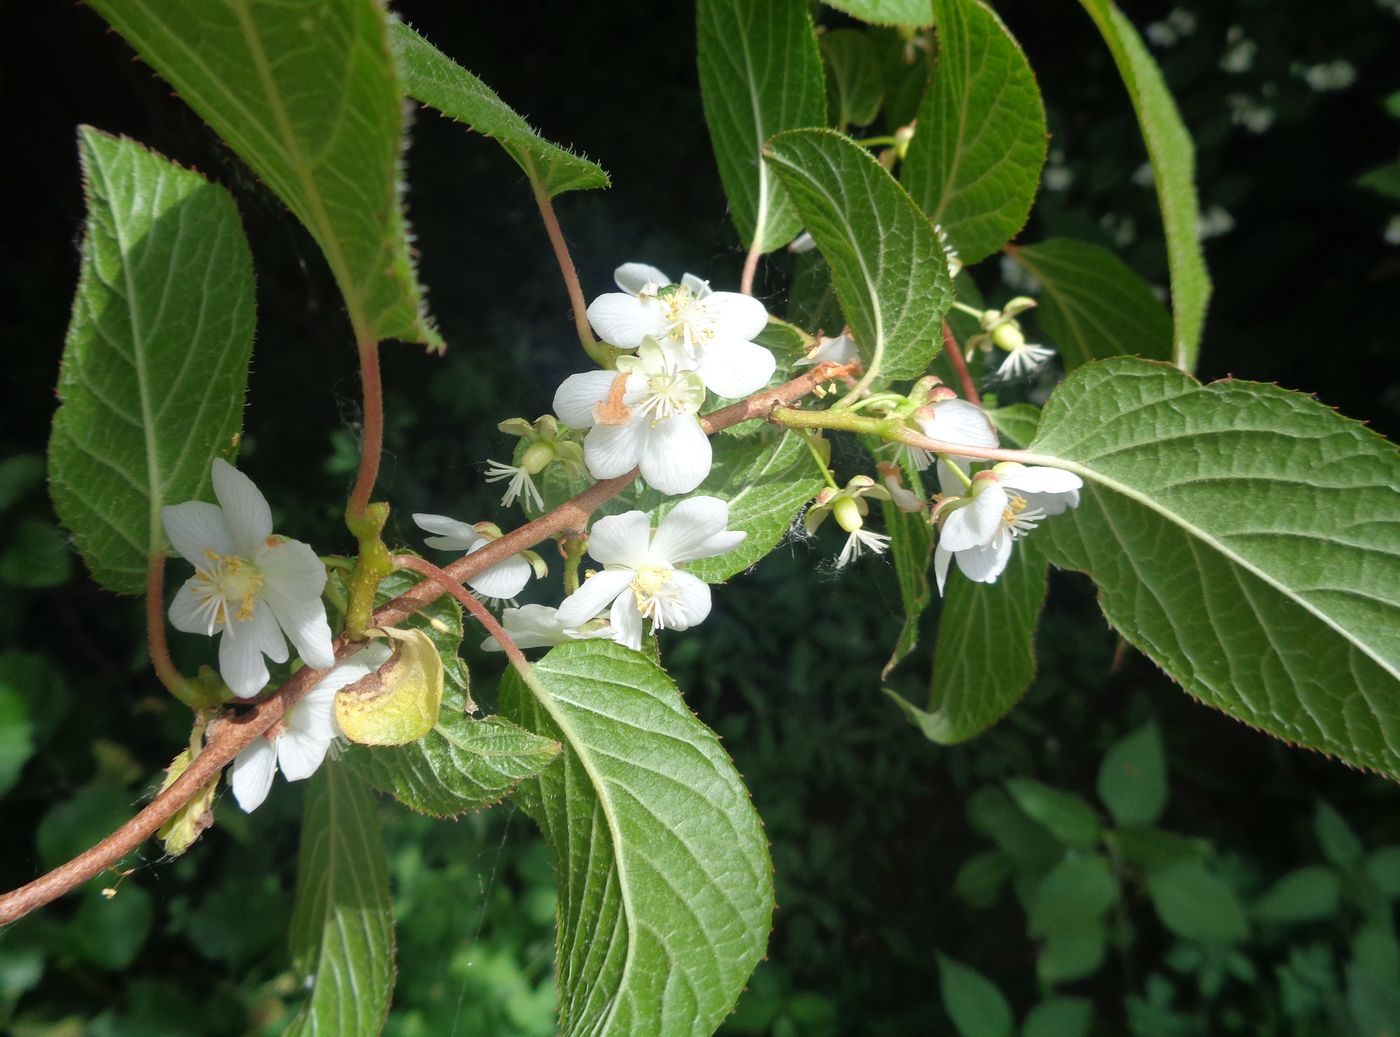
[1,0,1398,1034]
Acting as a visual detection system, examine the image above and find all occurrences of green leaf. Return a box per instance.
[36,784,136,875]
[1253,866,1342,924]
[1007,239,1173,370]
[1026,358,1400,780]
[286,764,395,1037]
[869,27,934,127]
[1315,801,1366,871]
[0,454,45,513]
[499,641,773,1035]
[1023,997,1093,1037]
[0,519,73,589]
[684,431,824,583]
[89,0,439,350]
[1366,848,1400,898]
[891,536,1046,742]
[765,128,952,381]
[1357,163,1400,203]
[1028,855,1119,938]
[824,0,934,28]
[1111,827,1210,875]
[821,29,884,130]
[938,955,1014,1037]
[880,453,932,677]
[49,128,254,595]
[389,21,608,197]
[1004,779,1102,848]
[1074,0,1210,369]
[1097,721,1168,828]
[1145,861,1249,944]
[0,685,34,796]
[986,403,1040,449]
[954,850,1013,909]
[901,0,1047,266]
[967,786,1063,876]
[1037,919,1107,985]
[70,885,153,971]
[698,0,827,253]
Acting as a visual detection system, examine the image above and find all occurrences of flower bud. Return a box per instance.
[833,495,865,534]
[520,440,556,475]
[991,320,1026,353]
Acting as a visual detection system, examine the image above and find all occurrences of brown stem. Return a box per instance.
[528,164,601,361]
[0,362,852,925]
[145,553,192,704]
[347,332,384,518]
[391,555,530,672]
[739,238,762,296]
[941,320,981,406]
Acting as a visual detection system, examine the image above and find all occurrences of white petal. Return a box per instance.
[464,544,533,600]
[258,537,328,599]
[557,568,635,628]
[700,291,768,341]
[934,545,952,596]
[230,739,278,812]
[999,466,1084,514]
[697,337,777,398]
[650,496,741,564]
[412,513,484,553]
[955,537,1014,584]
[936,460,968,498]
[939,487,1008,552]
[656,571,711,631]
[219,627,271,698]
[639,416,712,496]
[583,419,647,480]
[553,369,623,429]
[919,399,999,449]
[586,511,653,567]
[169,577,214,635]
[210,459,273,556]
[614,263,671,295]
[250,603,290,664]
[608,587,646,651]
[680,272,712,298]
[161,501,235,565]
[487,605,572,651]
[587,293,666,348]
[275,730,333,783]
[261,585,334,669]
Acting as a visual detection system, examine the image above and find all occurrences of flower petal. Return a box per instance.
[464,544,534,600]
[586,510,652,567]
[681,272,712,298]
[210,459,274,556]
[230,739,278,812]
[258,537,328,599]
[557,567,635,628]
[939,486,1007,552]
[251,603,290,664]
[412,513,483,553]
[954,537,1014,584]
[936,460,968,498]
[169,577,214,635]
[587,293,666,348]
[485,604,571,651]
[919,399,999,449]
[553,369,622,429]
[161,501,235,566]
[262,584,334,669]
[219,626,271,698]
[650,496,741,564]
[276,729,334,783]
[999,466,1083,514]
[657,570,711,631]
[583,419,648,480]
[934,544,953,596]
[614,262,671,295]
[608,587,646,651]
[697,337,777,398]
[700,291,768,341]
[639,415,712,496]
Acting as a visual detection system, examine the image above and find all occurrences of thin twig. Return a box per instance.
[739,239,762,296]
[391,555,529,671]
[527,163,602,362]
[347,332,384,518]
[145,553,191,704]
[941,320,981,406]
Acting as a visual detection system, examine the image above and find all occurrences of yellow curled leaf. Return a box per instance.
[335,627,444,746]
[156,748,218,857]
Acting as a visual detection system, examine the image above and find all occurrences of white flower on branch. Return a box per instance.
[962,297,1056,381]
[480,603,617,652]
[229,642,392,812]
[804,475,893,568]
[933,462,1082,593]
[587,262,776,398]
[904,390,999,471]
[486,416,585,512]
[554,337,713,495]
[555,497,745,651]
[162,459,334,699]
[412,514,545,602]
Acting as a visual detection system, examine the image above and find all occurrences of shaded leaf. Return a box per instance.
[1097,721,1168,828]
[1004,778,1101,848]
[880,453,932,677]
[1028,855,1119,938]
[1038,919,1107,984]
[824,0,934,28]
[821,29,883,130]
[1023,997,1093,1037]
[1146,861,1249,944]
[1253,866,1342,925]
[938,955,1014,1037]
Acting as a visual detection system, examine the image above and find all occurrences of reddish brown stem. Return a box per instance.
[941,320,981,406]
[391,555,530,672]
[0,362,853,926]
[528,166,600,359]
[347,333,384,517]
[740,239,762,296]
[145,553,190,702]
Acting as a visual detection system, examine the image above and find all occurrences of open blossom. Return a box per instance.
[555,497,745,650]
[413,514,543,601]
[553,337,712,495]
[229,642,392,812]
[162,459,334,699]
[904,391,999,471]
[962,298,1055,380]
[587,262,776,398]
[804,475,893,568]
[480,603,616,652]
[933,462,1082,593]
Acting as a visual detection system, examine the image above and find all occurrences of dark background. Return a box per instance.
[1,1,1398,1034]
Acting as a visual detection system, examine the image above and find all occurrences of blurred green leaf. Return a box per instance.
[1073,0,1210,369]
[902,0,1046,266]
[0,519,73,589]
[49,129,254,595]
[868,27,933,127]
[1008,239,1174,371]
[0,455,44,513]
[1357,163,1400,203]
[880,453,931,677]
[1146,861,1249,944]
[1315,802,1365,871]
[286,764,394,1037]
[500,640,774,1035]
[70,885,153,971]
[390,21,608,197]
[698,0,826,253]
[985,403,1040,449]
[88,0,440,350]
[1347,960,1400,1037]
[938,954,1014,1037]
[1097,721,1168,827]
[954,850,1013,909]
[968,786,1063,875]
[1022,997,1093,1037]
[1038,918,1107,985]
[0,652,69,743]
[1365,847,1400,898]
[1253,866,1342,924]
[765,128,952,381]
[36,784,134,873]
[823,0,933,28]
[1112,827,1210,874]
[821,29,883,130]
[1005,778,1102,848]
[1028,855,1119,938]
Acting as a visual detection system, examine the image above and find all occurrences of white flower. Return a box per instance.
[229,642,392,812]
[553,337,713,495]
[555,497,745,650]
[796,332,860,368]
[480,603,617,652]
[804,475,893,568]
[586,262,776,398]
[413,514,541,602]
[483,460,544,511]
[905,394,999,470]
[933,463,1083,593]
[162,460,334,699]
